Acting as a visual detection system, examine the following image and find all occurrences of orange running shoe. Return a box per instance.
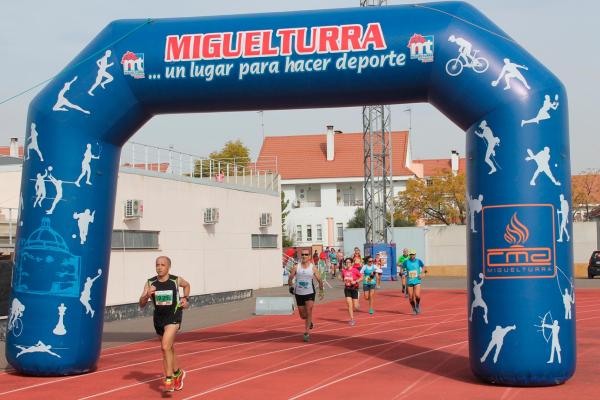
[174,369,186,391]
[163,377,175,392]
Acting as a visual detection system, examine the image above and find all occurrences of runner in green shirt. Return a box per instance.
[397,248,410,298]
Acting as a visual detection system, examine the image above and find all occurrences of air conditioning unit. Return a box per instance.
[259,212,272,227]
[124,199,143,219]
[204,208,219,224]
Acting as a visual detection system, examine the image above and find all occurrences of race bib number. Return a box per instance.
[408,271,418,279]
[155,290,173,306]
[366,276,373,283]
[298,281,309,289]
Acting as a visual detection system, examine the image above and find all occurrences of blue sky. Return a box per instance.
[0,0,597,172]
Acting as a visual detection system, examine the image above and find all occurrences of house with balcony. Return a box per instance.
[257,126,419,248]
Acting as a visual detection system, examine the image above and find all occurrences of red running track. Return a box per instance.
[1,289,599,399]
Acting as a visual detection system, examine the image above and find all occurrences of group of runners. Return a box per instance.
[289,246,427,331]
[141,248,426,393]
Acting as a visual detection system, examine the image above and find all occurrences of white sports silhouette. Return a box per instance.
[562,288,575,320]
[73,209,95,245]
[522,94,559,127]
[468,194,483,233]
[542,319,562,364]
[80,269,102,318]
[46,169,63,215]
[491,58,530,91]
[15,341,61,358]
[557,194,570,242]
[88,50,114,96]
[480,325,516,363]
[75,144,100,187]
[525,147,561,186]
[26,123,44,162]
[52,76,90,114]
[33,169,48,208]
[470,273,488,324]
[474,120,500,175]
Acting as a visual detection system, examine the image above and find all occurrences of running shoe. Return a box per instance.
[412,307,417,315]
[416,304,421,314]
[174,369,186,391]
[369,309,374,315]
[309,322,314,330]
[349,319,356,326]
[303,333,310,342]
[162,378,175,393]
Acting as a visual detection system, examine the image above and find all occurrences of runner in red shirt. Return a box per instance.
[341,257,363,326]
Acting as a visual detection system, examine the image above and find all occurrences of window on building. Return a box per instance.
[296,225,302,242]
[251,234,278,249]
[306,225,312,241]
[316,224,322,241]
[111,230,159,249]
[336,223,344,241]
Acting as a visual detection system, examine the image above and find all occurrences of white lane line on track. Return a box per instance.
[182,331,470,400]
[0,303,466,397]
[75,294,464,398]
[294,305,463,396]
[96,300,462,357]
[287,340,470,400]
[78,313,467,400]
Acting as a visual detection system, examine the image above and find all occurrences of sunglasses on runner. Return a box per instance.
[301,253,309,256]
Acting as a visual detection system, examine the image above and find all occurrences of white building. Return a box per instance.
[258,126,421,249]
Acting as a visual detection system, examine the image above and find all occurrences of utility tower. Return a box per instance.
[360,0,394,245]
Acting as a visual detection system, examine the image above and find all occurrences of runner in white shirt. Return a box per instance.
[288,250,325,342]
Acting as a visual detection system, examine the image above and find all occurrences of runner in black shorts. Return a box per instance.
[288,250,325,342]
[140,256,190,392]
[341,258,363,326]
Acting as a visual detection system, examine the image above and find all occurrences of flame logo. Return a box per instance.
[503,213,529,246]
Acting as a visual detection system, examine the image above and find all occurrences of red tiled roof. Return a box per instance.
[0,146,24,158]
[413,157,466,177]
[257,131,414,180]
[121,162,170,173]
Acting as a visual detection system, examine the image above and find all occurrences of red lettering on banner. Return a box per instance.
[296,28,317,55]
[222,32,243,58]
[165,35,192,61]
[203,33,222,59]
[261,31,279,56]
[341,25,363,51]
[362,23,387,50]
[244,31,262,57]
[165,22,387,61]
[318,26,339,53]
[276,28,296,56]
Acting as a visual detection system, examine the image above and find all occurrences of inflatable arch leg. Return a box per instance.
[6,2,574,385]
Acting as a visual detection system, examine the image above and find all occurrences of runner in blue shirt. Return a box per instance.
[360,256,378,314]
[402,249,427,314]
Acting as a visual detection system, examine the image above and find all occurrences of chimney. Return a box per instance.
[451,150,459,175]
[9,138,19,158]
[326,125,334,161]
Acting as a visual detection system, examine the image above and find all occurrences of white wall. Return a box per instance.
[1,165,282,306]
[108,171,282,305]
[0,167,21,209]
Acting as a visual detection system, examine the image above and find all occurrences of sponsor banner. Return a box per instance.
[482,204,556,279]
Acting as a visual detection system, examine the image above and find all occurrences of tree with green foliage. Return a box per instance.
[193,139,251,177]
[396,172,466,225]
[281,191,293,247]
[347,207,365,228]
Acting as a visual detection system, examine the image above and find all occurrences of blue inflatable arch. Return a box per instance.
[7,2,574,385]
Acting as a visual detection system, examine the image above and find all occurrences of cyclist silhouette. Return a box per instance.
[446,35,489,76]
